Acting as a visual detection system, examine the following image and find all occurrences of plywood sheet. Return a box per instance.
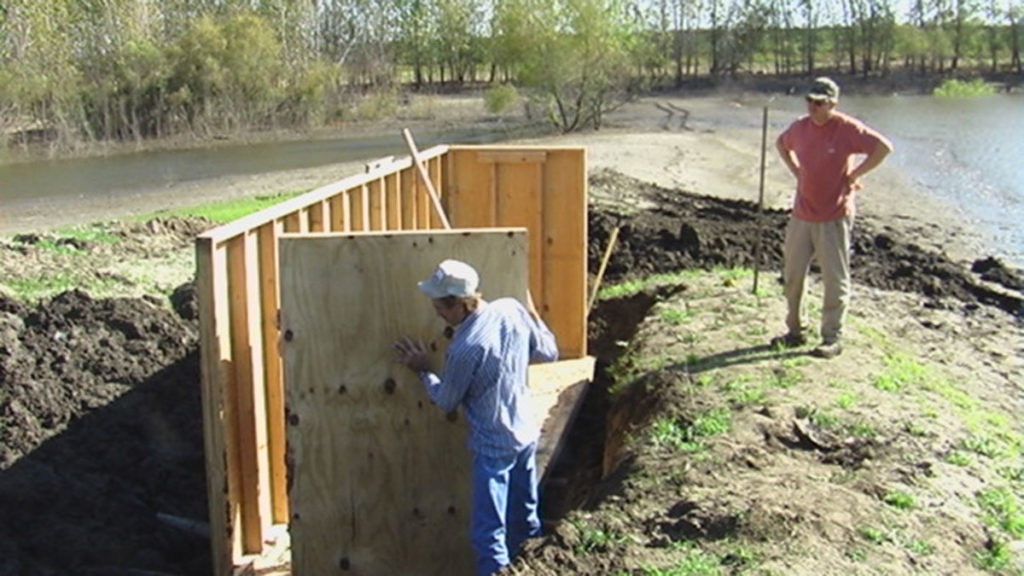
[279,229,530,576]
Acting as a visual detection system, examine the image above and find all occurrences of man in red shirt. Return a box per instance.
[774,77,893,358]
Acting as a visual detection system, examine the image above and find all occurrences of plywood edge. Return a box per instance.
[199,145,450,242]
[529,356,597,483]
[277,226,527,240]
[195,237,235,576]
[475,150,548,164]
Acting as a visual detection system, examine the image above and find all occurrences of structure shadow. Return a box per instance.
[665,343,808,374]
[0,352,211,576]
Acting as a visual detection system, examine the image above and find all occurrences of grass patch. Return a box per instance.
[976,538,1014,571]
[714,265,753,287]
[883,490,915,511]
[946,451,972,466]
[650,408,732,453]
[689,408,732,439]
[872,352,927,393]
[722,375,766,406]
[145,192,304,223]
[795,404,839,429]
[962,434,1006,459]
[569,517,625,555]
[977,488,1024,538]
[660,305,695,325]
[4,272,124,302]
[834,390,859,409]
[767,364,802,389]
[635,542,726,575]
[859,526,890,545]
[598,271,698,300]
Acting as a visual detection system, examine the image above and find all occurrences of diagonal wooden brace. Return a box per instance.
[402,128,451,229]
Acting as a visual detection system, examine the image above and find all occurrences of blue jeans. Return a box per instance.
[471,442,542,576]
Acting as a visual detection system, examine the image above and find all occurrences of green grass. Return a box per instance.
[905,538,935,556]
[144,191,304,223]
[660,306,695,325]
[962,434,1006,459]
[651,418,689,450]
[795,404,839,429]
[650,408,732,453]
[569,517,625,554]
[689,408,732,439]
[714,266,753,287]
[597,271,699,300]
[766,364,802,389]
[634,542,725,575]
[859,526,890,545]
[977,488,1024,538]
[883,490,916,511]
[722,375,766,406]
[4,272,124,302]
[947,451,972,466]
[872,352,927,393]
[976,538,1014,571]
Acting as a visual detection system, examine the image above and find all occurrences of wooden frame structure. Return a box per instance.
[196,145,589,576]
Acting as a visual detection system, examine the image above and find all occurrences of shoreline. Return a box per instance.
[0,94,1010,270]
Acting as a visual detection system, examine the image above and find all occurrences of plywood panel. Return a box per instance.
[447,149,496,228]
[279,229,529,576]
[541,149,587,358]
[350,186,366,231]
[369,177,384,230]
[496,162,544,314]
[328,196,346,231]
[399,166,417,229]
[308,202,325,232]
[385,172,401,230]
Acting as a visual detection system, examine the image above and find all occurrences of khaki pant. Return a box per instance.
[783,215,852,343]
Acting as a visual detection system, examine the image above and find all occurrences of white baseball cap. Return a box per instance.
[418,259,480,298]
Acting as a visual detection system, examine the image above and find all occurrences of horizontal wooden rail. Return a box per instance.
[198,145,450,244]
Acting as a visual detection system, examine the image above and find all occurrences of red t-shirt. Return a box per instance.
[779,111,885,222]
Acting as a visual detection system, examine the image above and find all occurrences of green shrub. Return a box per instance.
[933,78,996,97]
[484,84,519,114]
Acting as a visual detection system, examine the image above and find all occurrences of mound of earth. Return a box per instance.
[1,171,1021,575]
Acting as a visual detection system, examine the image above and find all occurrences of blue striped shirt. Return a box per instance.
[420,298,559,457]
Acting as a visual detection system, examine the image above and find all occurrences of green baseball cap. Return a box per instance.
[807,77,840,102]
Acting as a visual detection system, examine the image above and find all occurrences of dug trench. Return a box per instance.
[1,169,1021,575]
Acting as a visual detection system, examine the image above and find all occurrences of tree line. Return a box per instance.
[1,0,1021,147]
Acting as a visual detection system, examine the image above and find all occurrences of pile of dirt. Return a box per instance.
[0,290,209,575]
[0,171,1021,575]
[587,168,1024,316]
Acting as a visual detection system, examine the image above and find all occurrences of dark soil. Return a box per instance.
[1,170,1021,575]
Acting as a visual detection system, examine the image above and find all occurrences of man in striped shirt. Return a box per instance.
[394,259,559,576]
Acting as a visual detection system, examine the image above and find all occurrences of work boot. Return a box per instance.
[770,332,806,349]
[812,339,843,359]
